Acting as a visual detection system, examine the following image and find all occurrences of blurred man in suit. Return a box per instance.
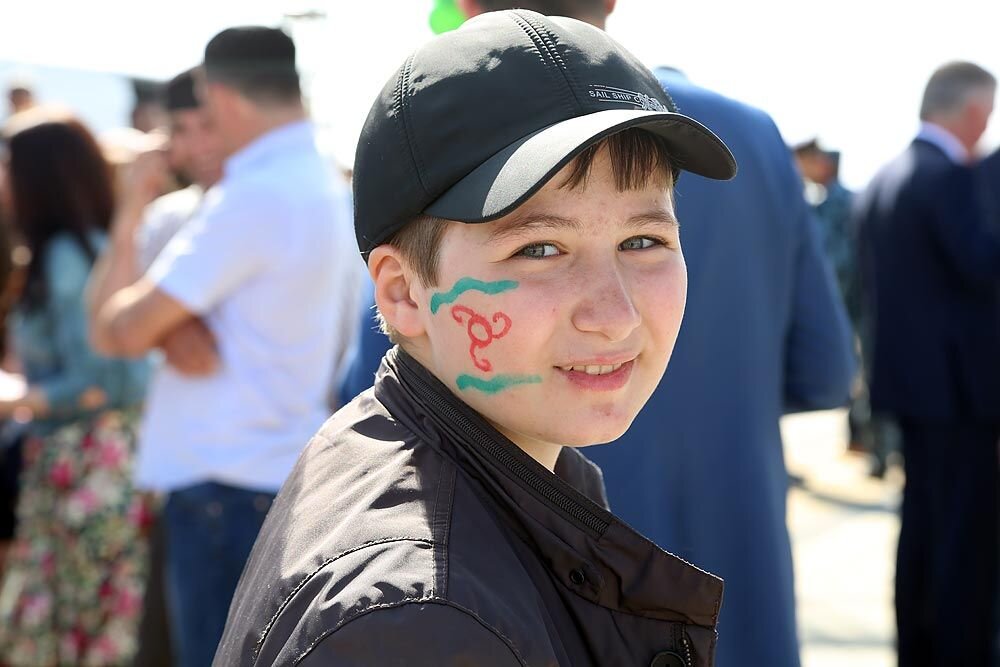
[340,3,855,665]
[855,61,999,667]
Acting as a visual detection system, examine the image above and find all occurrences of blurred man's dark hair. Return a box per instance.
[202,26,301,106]
[460,0,613,27]
[474,0,602,12]
[791,138,821,157]
[163,68,200,112]
[7,82,35,115]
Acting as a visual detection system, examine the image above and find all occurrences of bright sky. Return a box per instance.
[2,0,1000,189]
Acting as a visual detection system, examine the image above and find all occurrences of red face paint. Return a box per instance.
[451,305,512,372]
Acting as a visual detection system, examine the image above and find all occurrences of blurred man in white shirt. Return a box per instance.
[88,27,359,667]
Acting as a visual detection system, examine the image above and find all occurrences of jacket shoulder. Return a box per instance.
[296,600,527,666]
[215,393,456,665]
[249,538,445,665]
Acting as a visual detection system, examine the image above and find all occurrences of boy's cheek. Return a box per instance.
[435,301,543,370]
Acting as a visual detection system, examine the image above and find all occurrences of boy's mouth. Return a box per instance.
[555,359,635,391]
[557,362,626,376]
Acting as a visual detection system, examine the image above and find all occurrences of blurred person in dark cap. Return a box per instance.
[338,3,854,666]
[89,66,225,667]
[792,139,893,473]
[792,139,855,313]
[89,27,357,667]
[854,61,1000,667]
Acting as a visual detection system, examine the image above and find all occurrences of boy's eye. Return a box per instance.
[619,236,663,251]
[515,243,561,259]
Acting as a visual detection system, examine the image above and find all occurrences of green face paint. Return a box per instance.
[456,374,542,394]
[429,277,518,314]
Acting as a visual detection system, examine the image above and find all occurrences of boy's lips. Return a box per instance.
[555,353,638,373]
[555,359,635,391]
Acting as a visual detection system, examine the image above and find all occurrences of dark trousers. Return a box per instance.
[133,508,173,667]
[163,482,274,667]
[895,419,999,667]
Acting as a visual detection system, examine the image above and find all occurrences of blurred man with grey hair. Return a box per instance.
[855,61,1000,666]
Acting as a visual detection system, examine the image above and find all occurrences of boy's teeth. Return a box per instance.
[561,363,624,375]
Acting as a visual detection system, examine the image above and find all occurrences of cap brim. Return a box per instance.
[425,108,737,223]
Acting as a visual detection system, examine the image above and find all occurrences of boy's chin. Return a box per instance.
[543,419,634,448]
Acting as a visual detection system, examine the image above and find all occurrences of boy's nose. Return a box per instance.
[570,263,642,342]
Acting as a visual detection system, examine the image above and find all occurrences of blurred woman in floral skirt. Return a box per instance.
[0,108,149,666]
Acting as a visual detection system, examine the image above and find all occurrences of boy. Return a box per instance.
[214,10,735,667]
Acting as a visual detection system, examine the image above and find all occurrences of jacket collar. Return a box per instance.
[915,122,969,165]
[375,346,724,629]
[223,119,316,181]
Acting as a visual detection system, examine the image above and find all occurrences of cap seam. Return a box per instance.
[394,54,430,199]
[510,13,579,118]
[519,13,587,114]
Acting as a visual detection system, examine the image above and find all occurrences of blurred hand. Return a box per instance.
[116,144,170,231]
[78,386,108,410]
[161,317,219,376]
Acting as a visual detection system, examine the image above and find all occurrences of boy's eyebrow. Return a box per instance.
[487,213,583,243]
[625,209,680,229]
[488,208,679,244]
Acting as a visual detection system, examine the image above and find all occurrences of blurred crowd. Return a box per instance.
[0,1,997,666]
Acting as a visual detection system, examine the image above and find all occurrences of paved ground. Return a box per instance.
[781,410,901,667]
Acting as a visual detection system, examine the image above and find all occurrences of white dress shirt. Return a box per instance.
[137,120,360,493]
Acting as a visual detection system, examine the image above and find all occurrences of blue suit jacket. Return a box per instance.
[585,69,854,667]
[339,69,855,667]
[854,140,1000,422]
[338,280,381,408]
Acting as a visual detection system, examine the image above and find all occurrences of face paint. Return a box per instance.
[451,305,511,372]
[456,373,542,394]
[429,277,518,314]
[433,276,537,394]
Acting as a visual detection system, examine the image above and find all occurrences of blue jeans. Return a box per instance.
[163,482,274,667]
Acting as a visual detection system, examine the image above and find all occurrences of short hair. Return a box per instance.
[920,61,996,120]
[164,68,200,112]
[203,26,301,105]
[378,127,678,342]
[473,0,606,19]
[791,138,821,157]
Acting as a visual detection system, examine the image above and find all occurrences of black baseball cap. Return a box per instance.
[354,9,737,258]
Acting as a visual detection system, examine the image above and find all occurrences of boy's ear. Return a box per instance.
[368,245,425,339]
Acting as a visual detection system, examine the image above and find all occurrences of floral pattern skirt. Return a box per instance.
[0,410,150,666]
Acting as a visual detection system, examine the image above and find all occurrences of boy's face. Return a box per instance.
[404,146,686,460]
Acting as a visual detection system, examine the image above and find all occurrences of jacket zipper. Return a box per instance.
[404,365,610,536]
[680,631,694,667]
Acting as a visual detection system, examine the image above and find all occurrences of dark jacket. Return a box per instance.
[215,348,723,667]
[855,139,1000,422]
